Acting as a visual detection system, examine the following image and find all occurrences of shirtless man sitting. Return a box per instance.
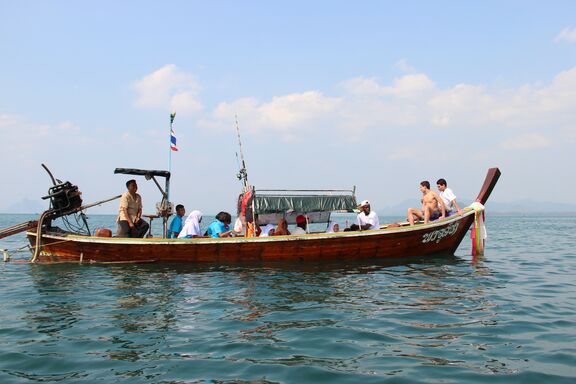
[407,181,447,225]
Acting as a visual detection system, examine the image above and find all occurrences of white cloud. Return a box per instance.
[170,91,203,114]
[0,114,94,169]
[258,92,340,128]
[422,67,576,130]
[391,74,436,98]
[0,113,167,213]
[198,66,576,154]
[339,77,384,96]
[0,114,22,131]
[133,64,203,114]
[427,84,493,127]
[0,114,73,142]
[386,146,420,160]
[540,67,576,109]
[209,91,341,137]
[394,59,417,73]
[57,121,80,133]
[431,115,451,127]
[340,74,435,99]
[561,126,576,143]
[499,133,552,150]
[555,27,576,44]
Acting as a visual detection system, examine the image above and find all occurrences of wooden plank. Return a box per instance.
[0,221,38,239]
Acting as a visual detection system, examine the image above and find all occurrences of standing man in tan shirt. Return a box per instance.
[116,179,149,237]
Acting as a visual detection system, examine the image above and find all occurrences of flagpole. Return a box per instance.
[168,112,176,202]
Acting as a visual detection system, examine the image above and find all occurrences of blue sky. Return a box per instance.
[1,1,575,214]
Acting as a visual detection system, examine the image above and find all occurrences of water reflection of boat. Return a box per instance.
[12,167,500,264]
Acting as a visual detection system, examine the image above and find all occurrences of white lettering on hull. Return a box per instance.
[422,222,460,244]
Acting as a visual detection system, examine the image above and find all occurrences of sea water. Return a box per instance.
[0,213,575,383]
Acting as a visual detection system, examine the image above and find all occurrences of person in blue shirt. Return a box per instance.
[168,204,185,238]
[206,211,234,238]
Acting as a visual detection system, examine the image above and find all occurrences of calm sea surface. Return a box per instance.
[0,213,575,383]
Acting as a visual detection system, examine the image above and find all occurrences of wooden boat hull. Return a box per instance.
[26,168,500,264]
[27,213,475,264]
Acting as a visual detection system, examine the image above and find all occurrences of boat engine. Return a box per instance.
[39,164,87,234]
[42,180,83,216]
[29,164,89,262]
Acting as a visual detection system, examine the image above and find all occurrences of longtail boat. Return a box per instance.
[10,166,501,264]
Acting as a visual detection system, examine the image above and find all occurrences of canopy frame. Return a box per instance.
[242,187,357,226]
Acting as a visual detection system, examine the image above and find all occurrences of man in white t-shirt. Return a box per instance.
[436,178,463,215]
[357,200,380,230]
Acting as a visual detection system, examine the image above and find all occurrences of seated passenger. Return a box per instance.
[292,215,307,235]
[436,178,463,215]
[168,204,186,238]
[177,210,203,238]
[344,224,360,232]
[259,224,276,237]
[116,179,149,238]
[326,222,340,233]
[206,211,234,238]
[273,219,291,236]
[407,181,446,225]
[245,214,261,237]
[357,200,380,230]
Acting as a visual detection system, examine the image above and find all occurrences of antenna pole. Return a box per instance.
[235,115,250,191]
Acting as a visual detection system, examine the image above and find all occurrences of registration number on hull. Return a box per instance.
[422,222,460,244]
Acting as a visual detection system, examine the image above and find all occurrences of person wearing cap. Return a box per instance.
[292,215,308,235]
[357,200,380,230]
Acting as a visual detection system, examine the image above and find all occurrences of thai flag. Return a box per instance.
[170,128,178,151]
[170,112,178,151]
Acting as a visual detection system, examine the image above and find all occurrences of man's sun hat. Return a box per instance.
[359,200,370,207]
